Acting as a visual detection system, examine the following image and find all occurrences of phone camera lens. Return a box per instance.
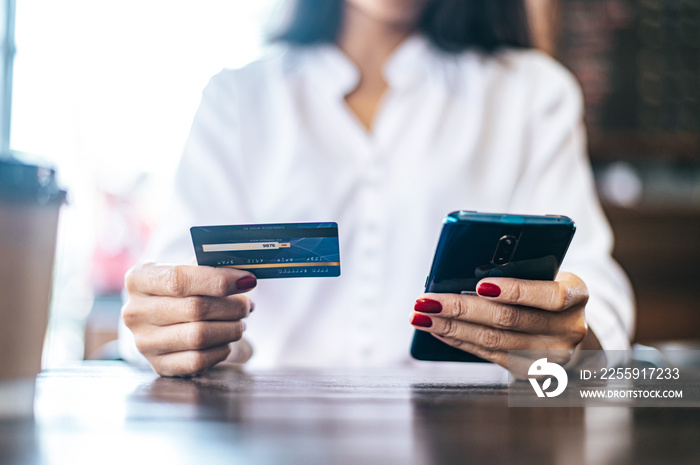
[491,235,518,266]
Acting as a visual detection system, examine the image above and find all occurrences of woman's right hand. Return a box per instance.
[122,262,257,377]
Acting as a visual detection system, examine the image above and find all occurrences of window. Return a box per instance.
[11,0,278,364]
[0,0,15,153]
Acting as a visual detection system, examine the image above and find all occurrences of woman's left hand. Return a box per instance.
[410,272,592,371]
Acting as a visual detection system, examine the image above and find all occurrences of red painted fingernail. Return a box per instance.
[411,313,433,328]
[236,276,257,291]
[414,298,442,313]
[477,282,501,298]
[249,300,256,313]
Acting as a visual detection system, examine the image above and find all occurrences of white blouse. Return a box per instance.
[119,35,634,369]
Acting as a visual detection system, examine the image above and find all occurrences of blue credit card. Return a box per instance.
[190,222,341,279]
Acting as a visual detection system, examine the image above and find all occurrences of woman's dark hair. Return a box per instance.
[275,0,531,53]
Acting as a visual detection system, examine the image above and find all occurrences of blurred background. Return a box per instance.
[7,0,279,364]
[1,0,699,365]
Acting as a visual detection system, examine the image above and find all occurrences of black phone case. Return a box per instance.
[410,211,576,363]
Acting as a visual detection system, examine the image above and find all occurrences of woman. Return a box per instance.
[120,0,634,376]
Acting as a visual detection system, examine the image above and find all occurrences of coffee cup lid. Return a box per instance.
[0,156,67,205]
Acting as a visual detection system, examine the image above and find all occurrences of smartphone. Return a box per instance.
[410,211,576,363]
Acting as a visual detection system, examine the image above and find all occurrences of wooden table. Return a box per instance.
[2,361,700,465]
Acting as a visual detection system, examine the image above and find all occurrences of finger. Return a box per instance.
[475,272,588,312]
[415,294,558,335]
[431,334,509,367]
[123,294,252,327]
[411,313,544,352]
[225,339,254,364]
[135,320,246,356]
[125,262,257,297]
[431,336,573,379]
[152,344,232,377]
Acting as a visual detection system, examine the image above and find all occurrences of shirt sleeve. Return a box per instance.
[119,71,254,365]
[506,55,635,357]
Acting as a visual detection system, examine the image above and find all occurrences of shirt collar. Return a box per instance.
[382,34,432,89]
[289,34,434,96]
